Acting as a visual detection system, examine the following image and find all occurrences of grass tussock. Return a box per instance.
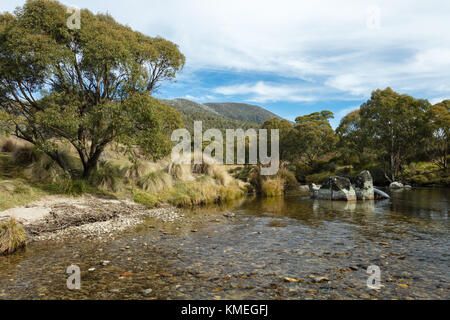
[164,177,244,207]
[138,170,173,193]
[122,160,158,183]
[0,137,246,209]
[261,177,285,197]
[0,218,26,255]
[90,162,124,192]
[278,168,299,190]
[167,162,193,181]
[0,137,18,153]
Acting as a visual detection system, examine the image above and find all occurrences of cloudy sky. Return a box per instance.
[3,0,450,127]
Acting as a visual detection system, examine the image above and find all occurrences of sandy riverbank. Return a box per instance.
[0,195,182,242]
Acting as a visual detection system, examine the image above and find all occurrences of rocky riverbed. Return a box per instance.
[0,188,448,300]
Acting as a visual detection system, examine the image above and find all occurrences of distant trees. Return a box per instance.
[262,111,337,167]
[290,111,337,165]
[426,100,450,170]
[337,88,447,182]
[0,0,184,178]
[261,118,294,162]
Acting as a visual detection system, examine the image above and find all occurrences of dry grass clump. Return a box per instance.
[166,176,244,207]
[138,170,173,193]
[0,137,18,153]
[12,144,41,165]
[122,160,158,183]
[261,177,285,197]
[0,218,26,255]
[167,162,194,181]
[89,161,124,192]
[278,168,299,190]
[190,154,233,186]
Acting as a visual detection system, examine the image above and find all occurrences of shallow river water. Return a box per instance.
[0,188,448,300]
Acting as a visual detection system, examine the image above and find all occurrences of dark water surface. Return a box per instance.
[0,188,448,300]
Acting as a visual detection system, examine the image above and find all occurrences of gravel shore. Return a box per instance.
[0,195,182,242]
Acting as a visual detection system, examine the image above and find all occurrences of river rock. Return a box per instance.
[318,176,356,201]
[354,170,374,200]
[309,183,321,199]
[389,182,404,189]
[374,188,390,199]
[299,185,310,192]
[142,288,153,296]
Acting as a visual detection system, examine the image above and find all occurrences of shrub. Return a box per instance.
[0,218,26,255]
[294,162,312,183]
[305,171,334,184]
[59,179,91,196]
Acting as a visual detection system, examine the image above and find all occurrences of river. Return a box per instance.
[0,188,448,300]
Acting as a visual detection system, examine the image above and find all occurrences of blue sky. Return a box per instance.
[3,0,450,128]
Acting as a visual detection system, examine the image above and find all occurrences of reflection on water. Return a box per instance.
[0,188,448,300]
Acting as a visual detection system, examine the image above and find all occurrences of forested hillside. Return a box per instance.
[161,99,261,132]
[205,102,281,124]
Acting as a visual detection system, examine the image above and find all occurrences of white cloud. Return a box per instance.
[213,81,317,103]
[430,97,450,105]
[4,0,450,100]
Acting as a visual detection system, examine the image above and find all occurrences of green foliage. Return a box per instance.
[305,171,335,184]
[294,162,313,183]
[289,111,337,164]
[59,179,91,196]
[133,190,158,208]
[402,162,449,186]
[0,0,184,178]
[358,88,432,181]
[426,100,450,170]
[261,118,294,161]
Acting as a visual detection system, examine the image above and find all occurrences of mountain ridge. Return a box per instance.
[161,98,282,132]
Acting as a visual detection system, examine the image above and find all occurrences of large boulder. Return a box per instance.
[354,170,374,200]
[389,182,404,189]
[374,188,390,199]
[317,176,356,201]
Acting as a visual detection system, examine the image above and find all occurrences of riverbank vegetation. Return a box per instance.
[260,89,449,187]
[0,0,448,214]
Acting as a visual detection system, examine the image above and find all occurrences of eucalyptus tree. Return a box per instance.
[0,0,185,177]
[359,88,431,182]
[290,111,337,165]
[427,100,450,170]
